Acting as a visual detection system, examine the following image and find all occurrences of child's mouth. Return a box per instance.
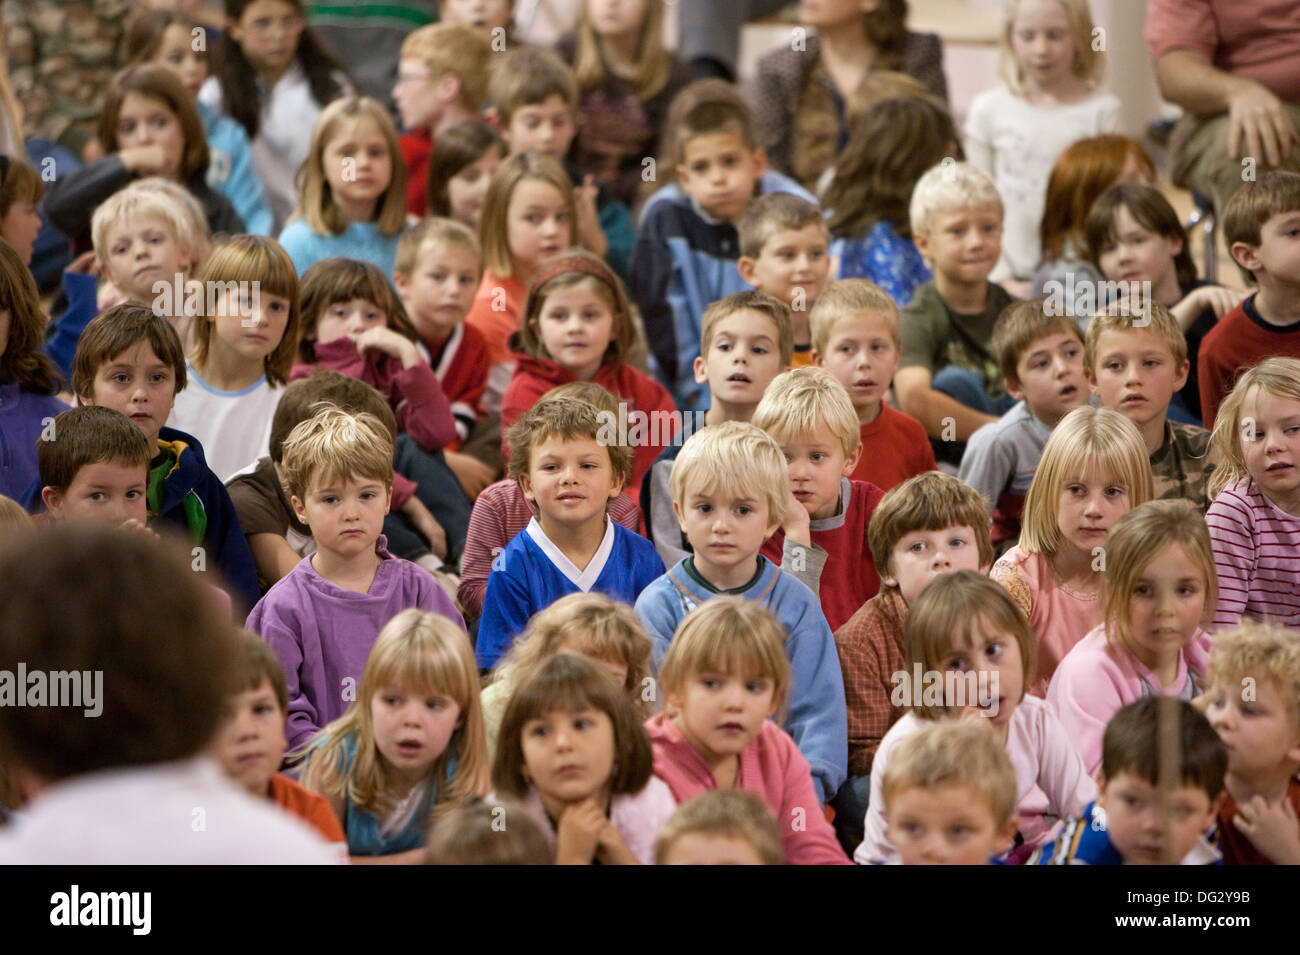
[1267,462,1293,471]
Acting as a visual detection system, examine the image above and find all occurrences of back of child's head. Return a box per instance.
[505,393,633,488]
[0,237,60,395]
[191,234,301,385]
[99,64,208,180]
[298,256,416,362]
[1040,134,1156,262]
[868,471,994,580]
[71,302,188,403]
[658,79,752,183]
[809,279,899,358]
[479,151,575,277]
[269,369,397,465]
[1206,619,1300,734]
[1099,500,1216,656]
[880,719,1018,829]
[0,494,30,531]
[400,22,492,112]
[1019,406,1152,555]
[278,403,395,504]
[90,176,209,276]
[394,216,482,281]
[904,569,1035,721]
[0,525,238,780]
[826,94,959,239]
[909,159,1002,238]
[737,193,828,261]
[1208,356,1300,497]
[991,299,1083,386]
[751,366,861,458]
[38,406,153,494]
[654,789,785,865]
[517,248,636,365]
[298,95,406,237]
[230,627,289,713]
[0,155,44,222]
[425,119,506,219]
[844,69,932,123]
[1084,183,1197,290]
[492,591,654,718]
[1223,170,1300,284]
[492,652,653,799]
[488,45,578,124]
[573,0,670,99]
[541,379,622,416]
[998,0,1103,95]
[1084,297,1187,371]
[659,595,791,716]
[669,420,789,526]
[699,289,794,368]
[425,796,553,865]
[1102,696,1227,802]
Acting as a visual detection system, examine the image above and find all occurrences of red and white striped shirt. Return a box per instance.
[1206,477,1300,629]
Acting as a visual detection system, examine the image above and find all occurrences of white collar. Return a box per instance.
[525,516,615,592]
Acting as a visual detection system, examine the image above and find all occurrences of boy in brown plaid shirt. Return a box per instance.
[829,472,994,852]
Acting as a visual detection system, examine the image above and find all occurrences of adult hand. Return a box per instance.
[119,145,171,176]
[1226,83,1300,167]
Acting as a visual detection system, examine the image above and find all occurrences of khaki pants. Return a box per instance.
[1171,102,1300,215]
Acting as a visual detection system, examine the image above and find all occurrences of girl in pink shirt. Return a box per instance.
[1047,501,1215,774]
[991,407,1153,696]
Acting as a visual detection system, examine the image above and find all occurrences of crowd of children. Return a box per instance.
[1,0,1299,867]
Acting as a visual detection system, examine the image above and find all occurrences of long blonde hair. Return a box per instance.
[572,0,671,102]
[998,0,1105,95]
[1208,357,1300,499]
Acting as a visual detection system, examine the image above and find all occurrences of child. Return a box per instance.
[440,0,513,38]
[1205,358,1300,628]
[811,279,936,491]
[0,238,67,504]
[1047,501,1216,774]
[476,396,664,669]
[895,161,1016,463]
[425,120,506,231]
[501,249,678,498]
[167,234,302,482]
[647,596,851,864]
[752,367,885,632]
[464,151,575,416]
[1199,172,1300,428]
[1085,300,1216,513]
[634,421,847,804]
[991,406,1153,695]
[960,299,1089,550]
[392,22,491,218]
[832,471,994,849]
[482,591,653,761]
[1032,697,1225,865]
[210,629,347,855]
[736,194,832,365]
[72,303,261,613]
[279,97,408,278]
[203,0,351,230]
[642,291,792,569]
[299,608,489,863]
[856,571,1096,864]
[0,156,45,265]
[964,0,1120,282]
[654,789,785,865]
[882,721,1020,865]
[492,653,676,865]
[425,797,553,865]
[1203,620,1300,865]
[246,406,465,752]
[822,94,958,306]
[37,406,151,529]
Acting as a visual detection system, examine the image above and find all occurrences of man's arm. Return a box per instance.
[894,366,997,442]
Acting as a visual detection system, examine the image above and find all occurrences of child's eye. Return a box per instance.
[736,505,752,515]
[573,717,592,730]
[1030,359,1047,369]
[702,677,721,689]
[1105,361,1122,371]
[746,680,768,693]
[752,345,767,354]
[1106,486,1127,497]
[427,698,445,710]
[810,453,826,462]
[529,724,550,738]
[1133,583,1151,596]
[948,538,966,548]
[112,373,129,384]
[948,826,970,838]
[695,503,711,513]
[150,373,168,383]
[909,541,927,553]
[125,489,143,500]
[985,643,1003,660]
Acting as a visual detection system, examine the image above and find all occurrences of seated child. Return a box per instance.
[425,797,553,865]
[299,608,489,863]
[1203,620,1300,865]
[246,406,465,752]
[811,279,935,492]
[882,721,1020,865]
[753,366,885,631]
[960,299,1089,551]
[647,597,851,864]
[736,194,832,367]
[1085,299,1215,512]
[634,421,847,804]
[38,406,151,530]
[72,303,261,613]
[655,789,785,865]
[1032,697,1225,865]
[476,396,665,669]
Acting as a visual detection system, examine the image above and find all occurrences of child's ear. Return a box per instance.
[1230,241,1262,274]
[40,486,63,519]
[1003,377,1025,402]
[290,494,309,525]
[672,498,688,533]
[811,348,823,366]
[436,71,461,105]
[737,256,758,286]
[693,354,709,385]
[517,473,535,505]
[393,271,409,296]
[842,442,862,477]
[1173,358,1189,392]
[384,485,393,516]
[751,147,768,179]
[913,229,931,261]
[998,815,1020,851]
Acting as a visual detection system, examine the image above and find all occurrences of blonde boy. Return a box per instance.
[1085,299,1215,512]
[960,300,1089,549]
[738,194,831,364]
[812,279,936,490]
[634,420,848,804]
[656,789,785,865]
[1203,621,1300,865]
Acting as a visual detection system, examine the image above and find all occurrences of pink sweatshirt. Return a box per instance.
[646,713,852,865]
[1046,625,1212,774]
[515,777,677,865]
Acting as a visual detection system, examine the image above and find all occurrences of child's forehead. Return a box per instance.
[779,419,846,451]
[107,214,175,241]
[827,310,895,339]
[307,469,388,492]
[894,523,976,545]
[514,94,573,118]
[890,780,993,815]
[511,177,566,206]
[1263,209,1300,235]
[1243,384,1300,420]
[530,432,608,458]
[328,114,386,143]
[712,308,779,340]
[1103,770,1211,808]
[683,477,762,505]
[682,128,752,160]
[104,340,168,367]
[1019,330,1080,360]
[1094,324,1173,356]
[72,458,148,486]
[759,223,828,253]
[415,240,477,269]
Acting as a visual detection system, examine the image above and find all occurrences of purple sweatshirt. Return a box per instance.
[246,536,465,752]
[0,383,68,506]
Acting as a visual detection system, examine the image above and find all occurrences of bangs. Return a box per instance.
[201,237,299,301]
[363,623,479,712]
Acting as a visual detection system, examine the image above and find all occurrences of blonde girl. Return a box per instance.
[167,234,301,481]
[300,608,489,863]
[964,0,1121,283]
[482,591,654,760]
[1206,357,1300,629]
[1048,501,1217,773]
[278,96,407,279]
[856,571,1095,864]
[991,406,1153,695]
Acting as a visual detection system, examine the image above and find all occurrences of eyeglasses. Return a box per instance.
[394,71,433,87]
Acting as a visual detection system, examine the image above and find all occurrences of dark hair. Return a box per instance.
[38,406,153,492]
[425,119,505,218]
[1102,697,1227,802]
[297,257,416,363]
[231,628,288,714]
[1085,183,1198,291]
[0,155,44,219]
[71,303,188,401]
[0,238,61,394]
[98,64,210,182]
[269,368,397,462]
[123,9,204,66]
